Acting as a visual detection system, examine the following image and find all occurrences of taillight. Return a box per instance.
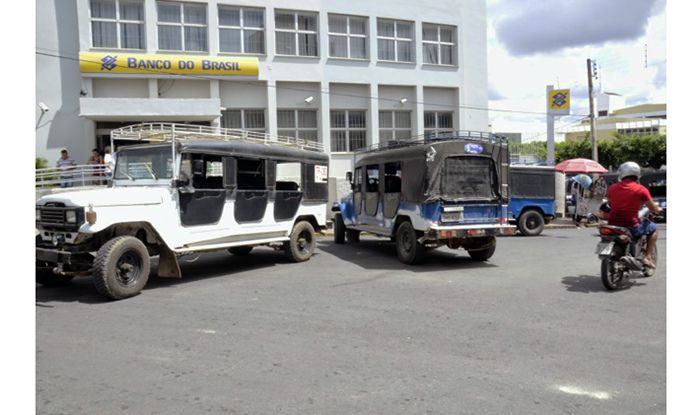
[600,227,614,235]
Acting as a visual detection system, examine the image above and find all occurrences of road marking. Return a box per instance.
[558,386,611,400]
[197,329,216,334]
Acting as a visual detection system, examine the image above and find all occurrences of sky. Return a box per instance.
[485,0,667,140]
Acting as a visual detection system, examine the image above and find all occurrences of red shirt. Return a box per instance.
[607,179,651,227]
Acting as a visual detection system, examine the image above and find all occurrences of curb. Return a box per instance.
[318,222,600,237]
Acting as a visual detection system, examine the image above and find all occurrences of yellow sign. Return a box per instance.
[80,52,259,76]
[548,89,570,110]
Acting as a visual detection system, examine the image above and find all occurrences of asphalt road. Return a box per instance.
[36,226,666,415]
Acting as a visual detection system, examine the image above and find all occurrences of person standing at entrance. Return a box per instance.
[87,148,103,185]
[56,149,77,188]
[103,146,115,182]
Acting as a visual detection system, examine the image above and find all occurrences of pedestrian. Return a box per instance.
[87,148,103,185]
[103,146,115,182]
[56,149,77,188]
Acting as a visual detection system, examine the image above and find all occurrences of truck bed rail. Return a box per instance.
[355,130,507,154]
[111,123,325,152]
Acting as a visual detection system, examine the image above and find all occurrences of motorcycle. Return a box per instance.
[594,203,658,290]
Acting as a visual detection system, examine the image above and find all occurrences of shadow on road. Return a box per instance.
[561,274,646,293]
[35,248,289,304]
[316,238,497,273]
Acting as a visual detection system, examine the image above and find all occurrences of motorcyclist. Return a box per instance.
[606,162,663,268]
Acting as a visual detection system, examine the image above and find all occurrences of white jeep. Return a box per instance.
[36,123,329,300]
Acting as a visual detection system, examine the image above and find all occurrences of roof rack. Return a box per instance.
[111,123,325,152]
[354,130,508,155]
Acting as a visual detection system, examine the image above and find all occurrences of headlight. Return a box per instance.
[36,208,41,222]
[65,210,77,223]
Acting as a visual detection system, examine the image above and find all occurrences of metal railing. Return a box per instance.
[36,164,111,189]
[111,123,326,152]
[355,130,508,154]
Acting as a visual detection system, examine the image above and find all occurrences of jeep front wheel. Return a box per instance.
[93,236,150,300]
[284,221,316,262]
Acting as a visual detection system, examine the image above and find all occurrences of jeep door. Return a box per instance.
[178,154,226,227]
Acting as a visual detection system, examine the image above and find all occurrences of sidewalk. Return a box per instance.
[545,217,601,229]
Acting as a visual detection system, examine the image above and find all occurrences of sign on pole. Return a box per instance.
[546,87,571,166]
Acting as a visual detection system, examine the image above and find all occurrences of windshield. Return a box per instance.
[114,146,173,180]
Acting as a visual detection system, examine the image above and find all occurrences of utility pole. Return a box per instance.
[587,58,598,162]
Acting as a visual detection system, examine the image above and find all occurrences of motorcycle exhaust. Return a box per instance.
[620,256,643,271]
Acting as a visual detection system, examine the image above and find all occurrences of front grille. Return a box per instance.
[40,208,66,224]
[37,206,85,231]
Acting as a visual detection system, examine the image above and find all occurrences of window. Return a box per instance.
[330,110,367,152]
[377,19,414,63]
[384,162,402,193]
[275,11,318,57]
[379,111,412,143]
[218,6,265,54]
[157,1,208,52]
[278,110,318,142]
[424,112,453,137]
[365,165,380,192]
[422,24,456,65]
[221,109,266,132]
[90,0,145,49]
[328,14,368,59]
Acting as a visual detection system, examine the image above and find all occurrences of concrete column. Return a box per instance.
[415,86,424,136]
[369,83,379,147]
[210,80,221,128]
[267,80,277,135]
[320,81,331,152]
[555,171,566,218]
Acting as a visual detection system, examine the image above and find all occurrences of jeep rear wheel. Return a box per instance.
[395,221,426,264]
[228,246,253,256]
[93,236,150,300]
[334,213,346,244]
[467,245,496,261]
[284,221,316,262]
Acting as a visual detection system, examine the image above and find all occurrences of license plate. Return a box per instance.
[594,242,614,256]
[441,212,463,222]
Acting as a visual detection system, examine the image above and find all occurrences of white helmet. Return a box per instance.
[618,161,641,181]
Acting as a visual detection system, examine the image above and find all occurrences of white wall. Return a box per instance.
[37,0,489,182]
[36,0,91,164]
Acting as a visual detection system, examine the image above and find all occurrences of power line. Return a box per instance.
[36,49,592,118]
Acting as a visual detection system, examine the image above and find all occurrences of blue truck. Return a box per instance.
[508,165,556,236]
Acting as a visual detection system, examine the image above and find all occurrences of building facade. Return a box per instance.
[36,0,489,185]
[562,94,667,142]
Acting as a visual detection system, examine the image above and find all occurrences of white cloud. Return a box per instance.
[487,0,667,136]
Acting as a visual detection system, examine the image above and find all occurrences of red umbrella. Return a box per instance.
[555,158,608,174]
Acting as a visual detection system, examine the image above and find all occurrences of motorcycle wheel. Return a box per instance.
[601,246,625,290]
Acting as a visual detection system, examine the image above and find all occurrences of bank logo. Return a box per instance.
[551,91,568,108]
[101,55,118,71]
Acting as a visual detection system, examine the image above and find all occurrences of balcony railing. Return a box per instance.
[36,164,111,189]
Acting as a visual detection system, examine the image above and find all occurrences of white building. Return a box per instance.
[36,0,489,186]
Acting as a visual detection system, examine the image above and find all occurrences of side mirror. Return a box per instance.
[345,171,353,182]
